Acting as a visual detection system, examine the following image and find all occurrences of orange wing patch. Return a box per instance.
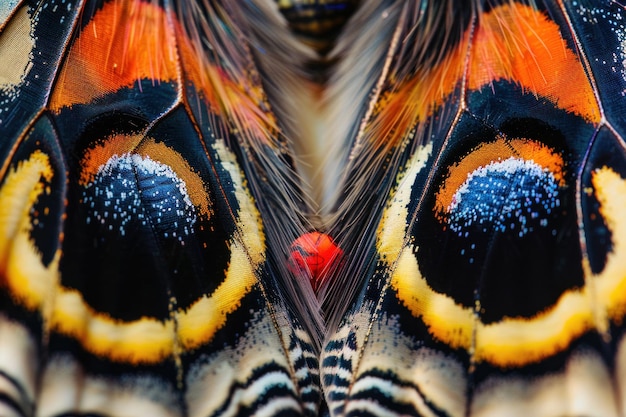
[174,23,280,144]
[50,0,178,111]
[469,3,600,123]
[373,2,601,152]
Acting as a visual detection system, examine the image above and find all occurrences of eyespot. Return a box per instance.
[410,133,584,323]
[434,136,566,240]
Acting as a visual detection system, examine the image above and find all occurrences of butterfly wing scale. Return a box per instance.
[322,1,626,416]
[0,1,320,416]
[3,0,626,416]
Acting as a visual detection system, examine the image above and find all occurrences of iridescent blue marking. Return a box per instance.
[447,157,560,238]
[82,154,197,243]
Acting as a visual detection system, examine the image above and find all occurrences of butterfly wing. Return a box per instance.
[0,1,321,416]
[4,0,626,416]
[322,0,626,416]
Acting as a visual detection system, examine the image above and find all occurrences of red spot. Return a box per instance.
[288,232,343,292]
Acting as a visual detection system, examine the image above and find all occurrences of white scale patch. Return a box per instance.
[447,157,560,238]
[572,1,626,95]
[82,153,197,242]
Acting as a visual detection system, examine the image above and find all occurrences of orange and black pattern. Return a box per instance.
[1,0,626,416]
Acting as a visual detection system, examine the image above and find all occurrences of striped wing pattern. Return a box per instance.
[1,0,626,417]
